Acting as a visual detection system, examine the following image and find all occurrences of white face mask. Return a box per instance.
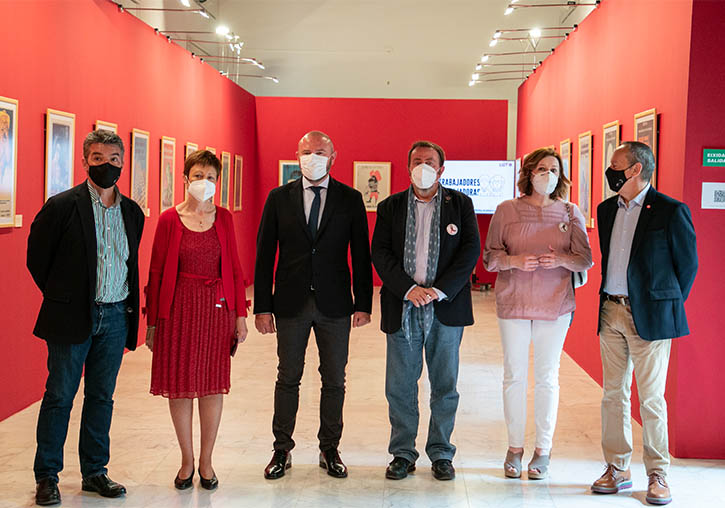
[532,171,559,196]
[188,179,216,202]
[411,163,438,190]
[299,153,329,181]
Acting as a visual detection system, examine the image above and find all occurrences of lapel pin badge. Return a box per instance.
[559,222,568,232]
[447,223,458,235]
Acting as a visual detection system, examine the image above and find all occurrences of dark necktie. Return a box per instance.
[308,186,322,238]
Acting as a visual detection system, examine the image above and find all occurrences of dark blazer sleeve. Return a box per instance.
[253,190,279,314]
[27,197,67,291]
[371,196,417,299]
[669,202,697,300]
[349,191,373,313]
[434,194,480,300]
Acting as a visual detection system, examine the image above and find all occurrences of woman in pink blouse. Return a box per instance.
[483,147,592,480]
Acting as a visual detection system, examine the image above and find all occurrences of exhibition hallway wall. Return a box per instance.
[254,96,508,286]
[0,0,260,421]
[516,0,725,459]
[0,1,508,421]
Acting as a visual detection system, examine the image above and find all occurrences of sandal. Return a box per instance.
[504,449,523,478]
[527,451,551,480]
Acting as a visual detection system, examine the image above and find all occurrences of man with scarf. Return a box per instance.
[27,130,144,505]
[371,140,480,481]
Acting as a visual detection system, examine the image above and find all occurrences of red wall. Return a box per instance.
[518,0,725,459]
[675,0,725,459]
[0,0,259,421]
[253,97,508,286]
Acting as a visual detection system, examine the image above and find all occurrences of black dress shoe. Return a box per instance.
[35,477,61,506]
[431,459,455,481]
[385,457,416,480]
[81,473,127,498]
[198,468,218,490]
[319,448,348,478]
[174,469,194,490]
[264,450,291,479]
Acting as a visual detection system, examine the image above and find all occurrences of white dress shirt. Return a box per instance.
[603,183,650,296]
[302,175,330,227]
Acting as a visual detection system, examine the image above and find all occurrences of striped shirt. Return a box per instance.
[88,181,129,303]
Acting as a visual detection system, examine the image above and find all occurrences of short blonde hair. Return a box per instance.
[517,147,570,199]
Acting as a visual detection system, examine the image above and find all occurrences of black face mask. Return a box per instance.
[605,163,635,193]
[88,162,122,189]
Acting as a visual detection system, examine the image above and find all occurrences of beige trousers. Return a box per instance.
[599,300,671,475]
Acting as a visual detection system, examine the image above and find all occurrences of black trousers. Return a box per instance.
[273,294,351,452]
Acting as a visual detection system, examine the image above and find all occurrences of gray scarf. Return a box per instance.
[401,187,442,345]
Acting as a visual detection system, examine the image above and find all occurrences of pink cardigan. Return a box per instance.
[483,198,593,320]
[144,206,248,326]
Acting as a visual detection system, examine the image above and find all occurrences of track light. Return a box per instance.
[481,55,490,62]
[179,0,191,6]
[216,25,230,35]
[530,28,542,39]
[489,39,498,47]
[198,9,210,19]
[468,80,475,87]
[504,7,514,15]
[475,64,482,71]
[472,73,479,80]
[493,31,502,39]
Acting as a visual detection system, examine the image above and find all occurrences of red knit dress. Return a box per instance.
[150,224,235,398]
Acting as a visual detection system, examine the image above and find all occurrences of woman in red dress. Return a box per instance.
[145,150,248,490]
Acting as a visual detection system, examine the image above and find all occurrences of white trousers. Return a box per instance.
[498,314,571,452]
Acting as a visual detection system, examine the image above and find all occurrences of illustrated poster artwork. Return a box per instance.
[559,139,571,201]
[220,151,231,209]
[185,142,198,159]
[634,108,658,187]
[95,120,117,133]
[578,131,592,227]
[353,161,391,212]
[131,128,150,216]
[0,96,18,227]
[278,160,301,186]
[160,136,175,213]
[602,121,620,202]
[233,155,243,211]
[45,109,75,201]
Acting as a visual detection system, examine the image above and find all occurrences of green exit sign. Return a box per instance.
[703,148,725,167]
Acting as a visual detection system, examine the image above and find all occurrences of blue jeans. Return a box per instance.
[34,302,128,482]
[385,310,464,463]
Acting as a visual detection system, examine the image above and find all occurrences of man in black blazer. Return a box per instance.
[254,131,373,479]
[27,130,144,505]
[371,141,480,481]
[591,141,697,506]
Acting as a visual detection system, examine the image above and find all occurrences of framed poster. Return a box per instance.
[559,139,571,201]
[131,128,150,216]
[95,120,117,133]
[233,155,243,211]
[160,136,175,213]
[577,131,592,227]
[185,142,198,159]
[353,161,391,212]
[220,151,231,209]
[634,108,658,186]
[45,109,75,201]
[279,160,301,186]
[206,146,216,155]
[0,96,18,227]
[602,121,620,202]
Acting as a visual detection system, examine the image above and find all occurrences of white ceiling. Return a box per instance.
[124,0,596,101]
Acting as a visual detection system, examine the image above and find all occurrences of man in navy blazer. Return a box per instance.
[254,131,373,480]
[591,141,697,506]
[372,141,480,481]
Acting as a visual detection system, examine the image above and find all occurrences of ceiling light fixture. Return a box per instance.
[489,39,498,47]
[530,28,542,38]
[493,31,502,39]
[216,25,230,36]
[480,55,490,62]
[198,9,210,19]
[504,7,514,15]
[179,0,191,6]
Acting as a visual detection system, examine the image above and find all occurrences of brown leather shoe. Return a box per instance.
[591,464,632,494]
[646,472,672,505]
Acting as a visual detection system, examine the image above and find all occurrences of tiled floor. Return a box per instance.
[1,290,722,507]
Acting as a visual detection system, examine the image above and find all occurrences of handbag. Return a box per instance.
[565,202,588,289]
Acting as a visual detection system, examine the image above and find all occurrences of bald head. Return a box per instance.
[298,130,334,153]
